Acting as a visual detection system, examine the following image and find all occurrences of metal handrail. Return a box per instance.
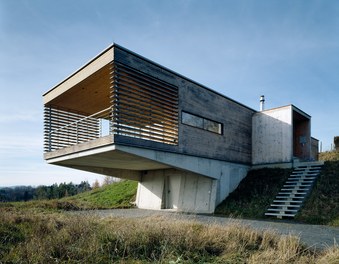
[49,107,111,135]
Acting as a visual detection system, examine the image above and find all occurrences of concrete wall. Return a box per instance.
[113,46,254,164]
[136,169,217,213]
[252,106,293,165]
[178,81,254,164]
[135,170,164,210]
[136,161,249,213]
[217,165,248,205]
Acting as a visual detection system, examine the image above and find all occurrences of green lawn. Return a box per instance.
[0,180,138,211]
[64,180,138,209]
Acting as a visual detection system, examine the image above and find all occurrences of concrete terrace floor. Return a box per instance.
[75,209,338,250]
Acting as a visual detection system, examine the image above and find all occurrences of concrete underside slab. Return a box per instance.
[46,140,250,180]
[45,141,250,212]
[50,148,171,171]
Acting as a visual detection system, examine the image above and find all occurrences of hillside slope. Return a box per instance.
[63,179,138,209]
[1,180,138,211]
[296,161,339,226]
[215,168,291,218]
[215,162,339,227]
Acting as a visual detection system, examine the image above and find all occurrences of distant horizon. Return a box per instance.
[0,179,99,188]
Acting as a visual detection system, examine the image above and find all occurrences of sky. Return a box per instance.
[0,0,338,186]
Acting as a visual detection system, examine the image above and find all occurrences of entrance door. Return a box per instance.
[162,174,181,209]
[293,110,311,160]
[162,176,172,209]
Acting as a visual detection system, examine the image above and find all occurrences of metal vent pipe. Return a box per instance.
[260,95,265,111]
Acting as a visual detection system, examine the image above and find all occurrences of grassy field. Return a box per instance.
[1,209,338,263]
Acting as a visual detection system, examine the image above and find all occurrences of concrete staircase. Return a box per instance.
[265,162,323,219]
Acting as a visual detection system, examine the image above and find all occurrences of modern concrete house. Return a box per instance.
[43,44,318,213]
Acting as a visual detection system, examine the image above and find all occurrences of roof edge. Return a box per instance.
[43,43,114,97]
[256,104,311,119]
[113,44,256,112]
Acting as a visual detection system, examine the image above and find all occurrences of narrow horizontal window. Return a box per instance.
[182,112,203,129]
[182,111,222,135]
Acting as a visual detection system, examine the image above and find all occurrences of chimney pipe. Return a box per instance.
[260,95,265,111]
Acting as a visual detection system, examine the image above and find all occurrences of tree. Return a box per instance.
[102,176,118,186]
[92,179,100,189]
[334,136,339,151]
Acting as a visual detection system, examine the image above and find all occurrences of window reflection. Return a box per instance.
[182,111,222,135]
[182,112,203,128]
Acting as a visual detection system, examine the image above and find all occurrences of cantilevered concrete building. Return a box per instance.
[43,44,318,213]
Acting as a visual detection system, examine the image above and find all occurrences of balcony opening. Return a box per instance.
[44,59,178,154]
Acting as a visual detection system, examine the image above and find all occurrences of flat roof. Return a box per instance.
[258,104,311,119]
[43,43,256,112]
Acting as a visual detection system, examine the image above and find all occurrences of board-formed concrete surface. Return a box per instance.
[74,209,339,250]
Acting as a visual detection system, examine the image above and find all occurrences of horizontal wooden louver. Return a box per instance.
[112,63,178,145]
[44,106,101,152]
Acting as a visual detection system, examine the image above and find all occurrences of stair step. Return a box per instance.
[270,204,301,208]
[265,212,296,217]
[275,197,304,201]
[279,188,307,191]
[281,189,309,193]
[281,190,310,193]
[289,175,317,178]
[285,181,313,184]
[282,184,310,188]
[267,208,298,213]
[273,199,303,204]
[283,184,311,187]
[278,192,307,195]
[288,178,316,182]
[265,163,322,219]
[283,187,311,190]
[286,179,314,182]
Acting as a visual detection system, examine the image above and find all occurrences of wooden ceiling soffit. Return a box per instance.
[45,63,112,115]
[43,47,114,105]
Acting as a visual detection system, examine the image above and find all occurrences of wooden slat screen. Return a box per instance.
[44,106,101,152]
[112,63,178,145]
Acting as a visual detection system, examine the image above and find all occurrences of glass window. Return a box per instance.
[182,112,203,129]
[182,111,222,135]
[204,119,222,134]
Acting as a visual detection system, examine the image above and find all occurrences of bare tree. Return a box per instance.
[92,179,100,189]
[102,176,119,186]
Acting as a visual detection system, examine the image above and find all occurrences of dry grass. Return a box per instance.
[319,151,339,162]
[1,209,338,263]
